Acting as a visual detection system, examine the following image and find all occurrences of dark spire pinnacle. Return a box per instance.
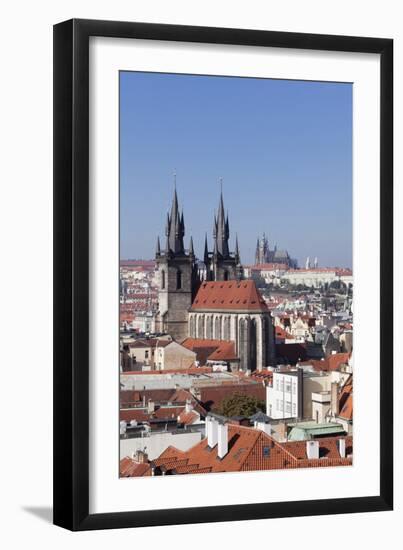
[165,213,170,236]
[204,233,209,265]
[214,186,230,258]
[235,233,240,262]
[189,236,194,256]
[166,184,185,254]
[156,236,161,256]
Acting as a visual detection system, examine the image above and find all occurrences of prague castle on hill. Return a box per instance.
[255,233,297,268]
[155,186,275,371]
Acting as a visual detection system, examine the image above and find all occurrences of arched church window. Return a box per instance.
[161,270,166,289]
[223,316,230,340]
[224,270,229,281]
[215,316,221,339]
[250,319,257,372]
[189,316,195,337]
[239,318,248,371]
[198,315,204,338]
[206,316,213,339]
[176,269,182,290]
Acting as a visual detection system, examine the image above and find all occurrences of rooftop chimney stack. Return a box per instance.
[338,438,346,458]
[185,398,193,413]
[206,416,218,448]
[255,421,271,436]
[217,423,228,459]
[306,440,319,460]
[147,399,155,413]
[135,449,149,463]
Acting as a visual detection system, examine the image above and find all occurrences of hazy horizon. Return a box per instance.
[120,72,352,268]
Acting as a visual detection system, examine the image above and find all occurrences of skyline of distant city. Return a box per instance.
[120,71,352,268]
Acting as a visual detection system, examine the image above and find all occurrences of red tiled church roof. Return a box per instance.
[191,280,268,312]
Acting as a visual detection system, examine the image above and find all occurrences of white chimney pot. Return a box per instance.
[206,417,218,448]
[338,438,346,458]
[306,440,319,460]
[217,423,228,459]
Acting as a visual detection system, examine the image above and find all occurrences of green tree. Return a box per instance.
[217,392,266,417]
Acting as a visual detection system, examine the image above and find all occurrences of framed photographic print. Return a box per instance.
[53,19,393,530]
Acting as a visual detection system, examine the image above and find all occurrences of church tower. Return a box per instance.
[205,187,243,281]
[155,185,199,342]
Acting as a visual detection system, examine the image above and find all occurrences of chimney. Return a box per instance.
[206,416,218,448]
[338,438,346,458]
[330,382,338,416]
[147,399,155,413]
[306,440,319,460]
[135,449,148,463]
[217,423,228,459]
[255,421,271,436]
[185,398,193,413]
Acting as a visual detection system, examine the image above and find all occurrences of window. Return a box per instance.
[161,270,165,289]
[286,401,292,414]
[263,446,270,457]
[292,403,296,416]
[176,269,182,289]
[145,351,149,359]
[285,380,292,393]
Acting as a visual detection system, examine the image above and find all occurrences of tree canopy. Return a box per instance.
[217,392,266,417]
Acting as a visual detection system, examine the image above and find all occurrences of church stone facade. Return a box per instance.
[155,185,275,371]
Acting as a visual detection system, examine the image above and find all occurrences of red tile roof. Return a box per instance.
[181,338,237,364]
[120,406,185,423]
[191,280,268,312]
[298,352,350,372]
[275,326,293,341]
[121,366,213,375]
[178,410,200,425]
[151,425,352,475]
[119,457,151,477]
[338,375,353,420]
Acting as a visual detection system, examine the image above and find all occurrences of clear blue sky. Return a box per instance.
[120,71,352,267]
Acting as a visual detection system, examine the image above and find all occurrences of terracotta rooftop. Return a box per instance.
[275,326,293,340]
[181,338,237,364]
[119,457,151,477]
[147,425,352,476]
[298,352,350,372]
[191,280,268,312]
[338,375,353,421]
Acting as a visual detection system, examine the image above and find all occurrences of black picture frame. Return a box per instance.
[53,18,393,531]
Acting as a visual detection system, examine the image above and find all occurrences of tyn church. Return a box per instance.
[155,187,274,371]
